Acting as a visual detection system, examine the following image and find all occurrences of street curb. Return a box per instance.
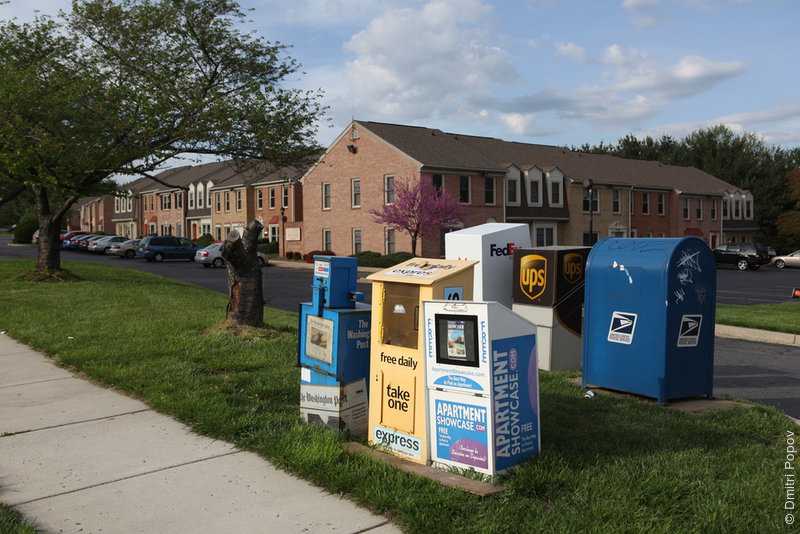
[715,324,800,347]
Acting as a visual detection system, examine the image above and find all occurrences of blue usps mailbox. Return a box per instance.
[582,237,716,405]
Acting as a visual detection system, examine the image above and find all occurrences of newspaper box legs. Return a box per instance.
[298,256,371,435]
[423,301,540,477]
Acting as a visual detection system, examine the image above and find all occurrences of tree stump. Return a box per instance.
[221,219,264,327]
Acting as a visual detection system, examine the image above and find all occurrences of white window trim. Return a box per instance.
[696,198,703,221]
[459,175,471,204]
[612,188,621,214]
[322,182,331,210]
[583,188,599,213]
[657,192,665,216]
[642,192,650,215]
[546,171,563,208]
[352,228,362,254]
[188,185,195,209]
[532,223,557,247]
[322,229,332,251]
[484,176,496,205]
[506,168,521,206]
[384,175,395,205]
[385,227,396,255]
[683,198,690,220]
[526,170,542,207]
[351,178,361,208]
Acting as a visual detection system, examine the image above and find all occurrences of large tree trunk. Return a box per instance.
[33,187,62,272]
[222,219,264,327]
[32,187,79,273]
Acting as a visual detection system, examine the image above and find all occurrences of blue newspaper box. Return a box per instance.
[297,255,370,435]
[582,237,716,405]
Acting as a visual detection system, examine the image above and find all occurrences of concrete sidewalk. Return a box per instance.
[0,334,400,534]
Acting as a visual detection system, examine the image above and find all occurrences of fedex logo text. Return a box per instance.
[489,243,518,257]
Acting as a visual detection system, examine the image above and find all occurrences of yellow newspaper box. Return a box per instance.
[366,258,476,464]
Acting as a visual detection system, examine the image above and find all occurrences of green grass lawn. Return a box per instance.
[0,505,40,534]
[1,259,797,533]
[717,302,800,334]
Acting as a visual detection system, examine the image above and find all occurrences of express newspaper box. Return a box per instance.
[366,258,476,464]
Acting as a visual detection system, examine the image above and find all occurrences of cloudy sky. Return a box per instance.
[3,0,799,150]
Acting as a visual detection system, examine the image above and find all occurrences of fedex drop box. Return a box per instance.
[423,300,540,477]
[445,223,531,308]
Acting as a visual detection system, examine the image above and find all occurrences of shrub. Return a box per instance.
[12,212,37,244]
[257,241,279,254]
[347,250,413,267]
[374,252,413,267]
[303,250,335,263]
[195,233,215,247]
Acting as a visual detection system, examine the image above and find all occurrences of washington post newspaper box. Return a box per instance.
[512,247,590,371]
[582,237,716,405]
[445,223,531,308]
[298,256,370,435]
[423,301,540,477]
[366,258,476,464]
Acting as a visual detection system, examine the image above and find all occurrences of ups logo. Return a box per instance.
[519,254,547,300]
[563,253,584,284]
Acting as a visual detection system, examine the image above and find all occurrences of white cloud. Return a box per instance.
[555,42,590,63]
[622,0,660,9]
[612,53,746,98]
[337,0,518,123]
[643,101,800,146]
[499,113,537,135]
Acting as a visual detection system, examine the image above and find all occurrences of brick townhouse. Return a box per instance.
[296,120,756,256]
[298,121,506,258]
[94,120,756,255]
[79,196,115,234]
[107,160,308,256]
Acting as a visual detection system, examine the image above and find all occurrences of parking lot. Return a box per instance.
[3,237,800,419]
[5,237,800,308]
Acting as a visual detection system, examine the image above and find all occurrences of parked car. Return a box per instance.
[771,250,800,269]
[87,235,126,254]
[194,242,268,268]
[68,234,99,250]
[79,235,106,251]
[712,242,770,271]
[108,239,141,258]
[60,230,87,248]
[137,236,200,262]
[195,243,226,268]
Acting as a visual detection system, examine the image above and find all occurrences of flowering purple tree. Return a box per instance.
[368,175,468,256]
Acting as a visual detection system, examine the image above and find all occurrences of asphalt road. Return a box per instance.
[716,264,800,305]
[3,238,799,419]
